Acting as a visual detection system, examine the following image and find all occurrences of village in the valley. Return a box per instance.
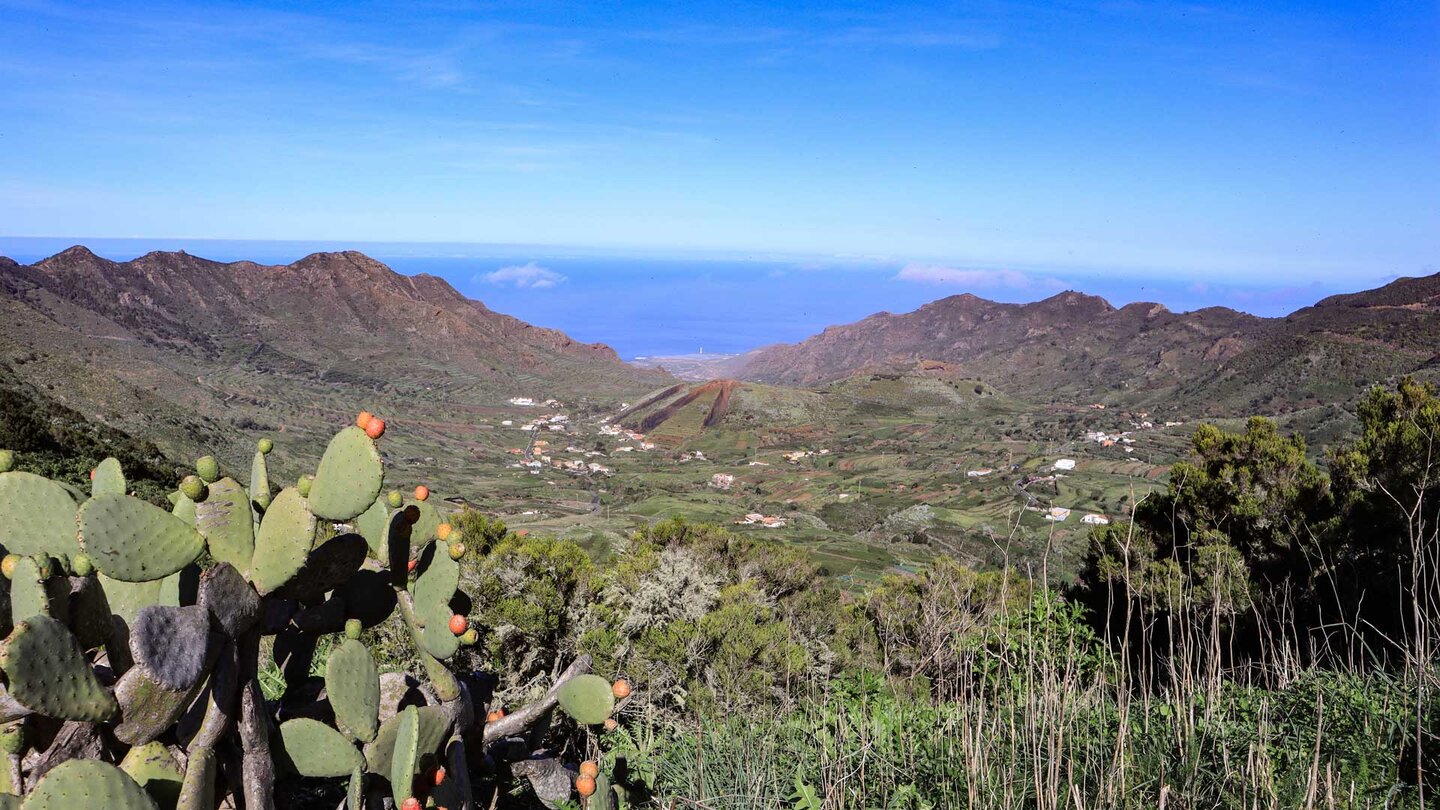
[405,386,1199,583]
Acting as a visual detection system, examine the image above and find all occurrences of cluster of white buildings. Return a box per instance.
[735,513,787,528]
[710,473,735,490]
[598,424,654,450]
[1040,506,1110,525]
[783,449,829,464]
[559,458,612,476]
[507,396,563,407]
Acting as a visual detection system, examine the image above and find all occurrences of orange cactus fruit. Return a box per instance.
[436,523,452,541]
[612,679,631,698]
[579,761,600,778]
[448,614,468,635]
[356,411,373,429]
[365,418,386,439]
[576,775,596,797]
[414,485,430,502]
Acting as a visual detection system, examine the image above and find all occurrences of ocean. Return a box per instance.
[0,237,1365,359]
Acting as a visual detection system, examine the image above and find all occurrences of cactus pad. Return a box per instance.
[119,741,184,807]
[277,718,364,778]
[557,674,616,725]
[593,771,616,810]
[273,532,366,602]
[292,593,348,635]
[196,562,260,639]
[355,496,390,557]
[404,498,443,547]
[249,448,271,514]
[250,487,317,595]
[419,608,461,658]
[383,512,414,581]
[364,704,449,776]
[340,570,398,628]
[23,759,158,810]
[97,574,165,628]
[113,660,208,746]
[346,767,365,810]
[0,615,118,722]
[326,638,380,743]
[130,605,212,691]
[412,541,459,610]
[194,478,254,574]
[412,542,461,659]
[68,574,115,649]
[91,457,126,498]
[176,748,215,810]
[308,426,383,522]
[7,556,53,622]
[0,471,80,558]
[170,491,197,526]
[78,494,204,582]
[389,706,421,806]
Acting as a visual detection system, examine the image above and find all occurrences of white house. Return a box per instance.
[1053,459,1077,471]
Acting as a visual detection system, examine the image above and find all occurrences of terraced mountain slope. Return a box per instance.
[732,275,1440,414]
[0,247,668,480]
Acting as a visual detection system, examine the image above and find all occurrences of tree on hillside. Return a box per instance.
[1328,377,1440,660]
[1076,417,1336,674]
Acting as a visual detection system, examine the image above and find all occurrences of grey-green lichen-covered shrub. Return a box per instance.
[0,415,632,810]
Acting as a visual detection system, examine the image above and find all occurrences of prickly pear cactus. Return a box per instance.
[24,759,157,810]
[558,675,618,725]
[1,615,118,722]
[0,415,631,809]
[308,427,383,522]
[0,471,81,558]
[79,494,204,582]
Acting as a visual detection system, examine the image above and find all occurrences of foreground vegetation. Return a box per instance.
[426,379,1438,808]
[0,378,1435,808]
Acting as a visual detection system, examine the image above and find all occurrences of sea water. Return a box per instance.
[0,237,1354,360]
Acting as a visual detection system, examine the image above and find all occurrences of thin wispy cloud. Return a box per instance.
[481,262,567,289]
[894,264,1065,291]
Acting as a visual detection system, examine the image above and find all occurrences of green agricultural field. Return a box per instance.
[416,373,1192,584]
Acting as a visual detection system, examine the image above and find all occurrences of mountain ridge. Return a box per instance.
[0,246,668,469]
[730,273,1440,413]
[8,246,627,368]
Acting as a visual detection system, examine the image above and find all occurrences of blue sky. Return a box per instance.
[1,1,1437,334]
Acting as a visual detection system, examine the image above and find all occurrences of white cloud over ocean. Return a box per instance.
[893,264,1065,291]
[481,262,567,289]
